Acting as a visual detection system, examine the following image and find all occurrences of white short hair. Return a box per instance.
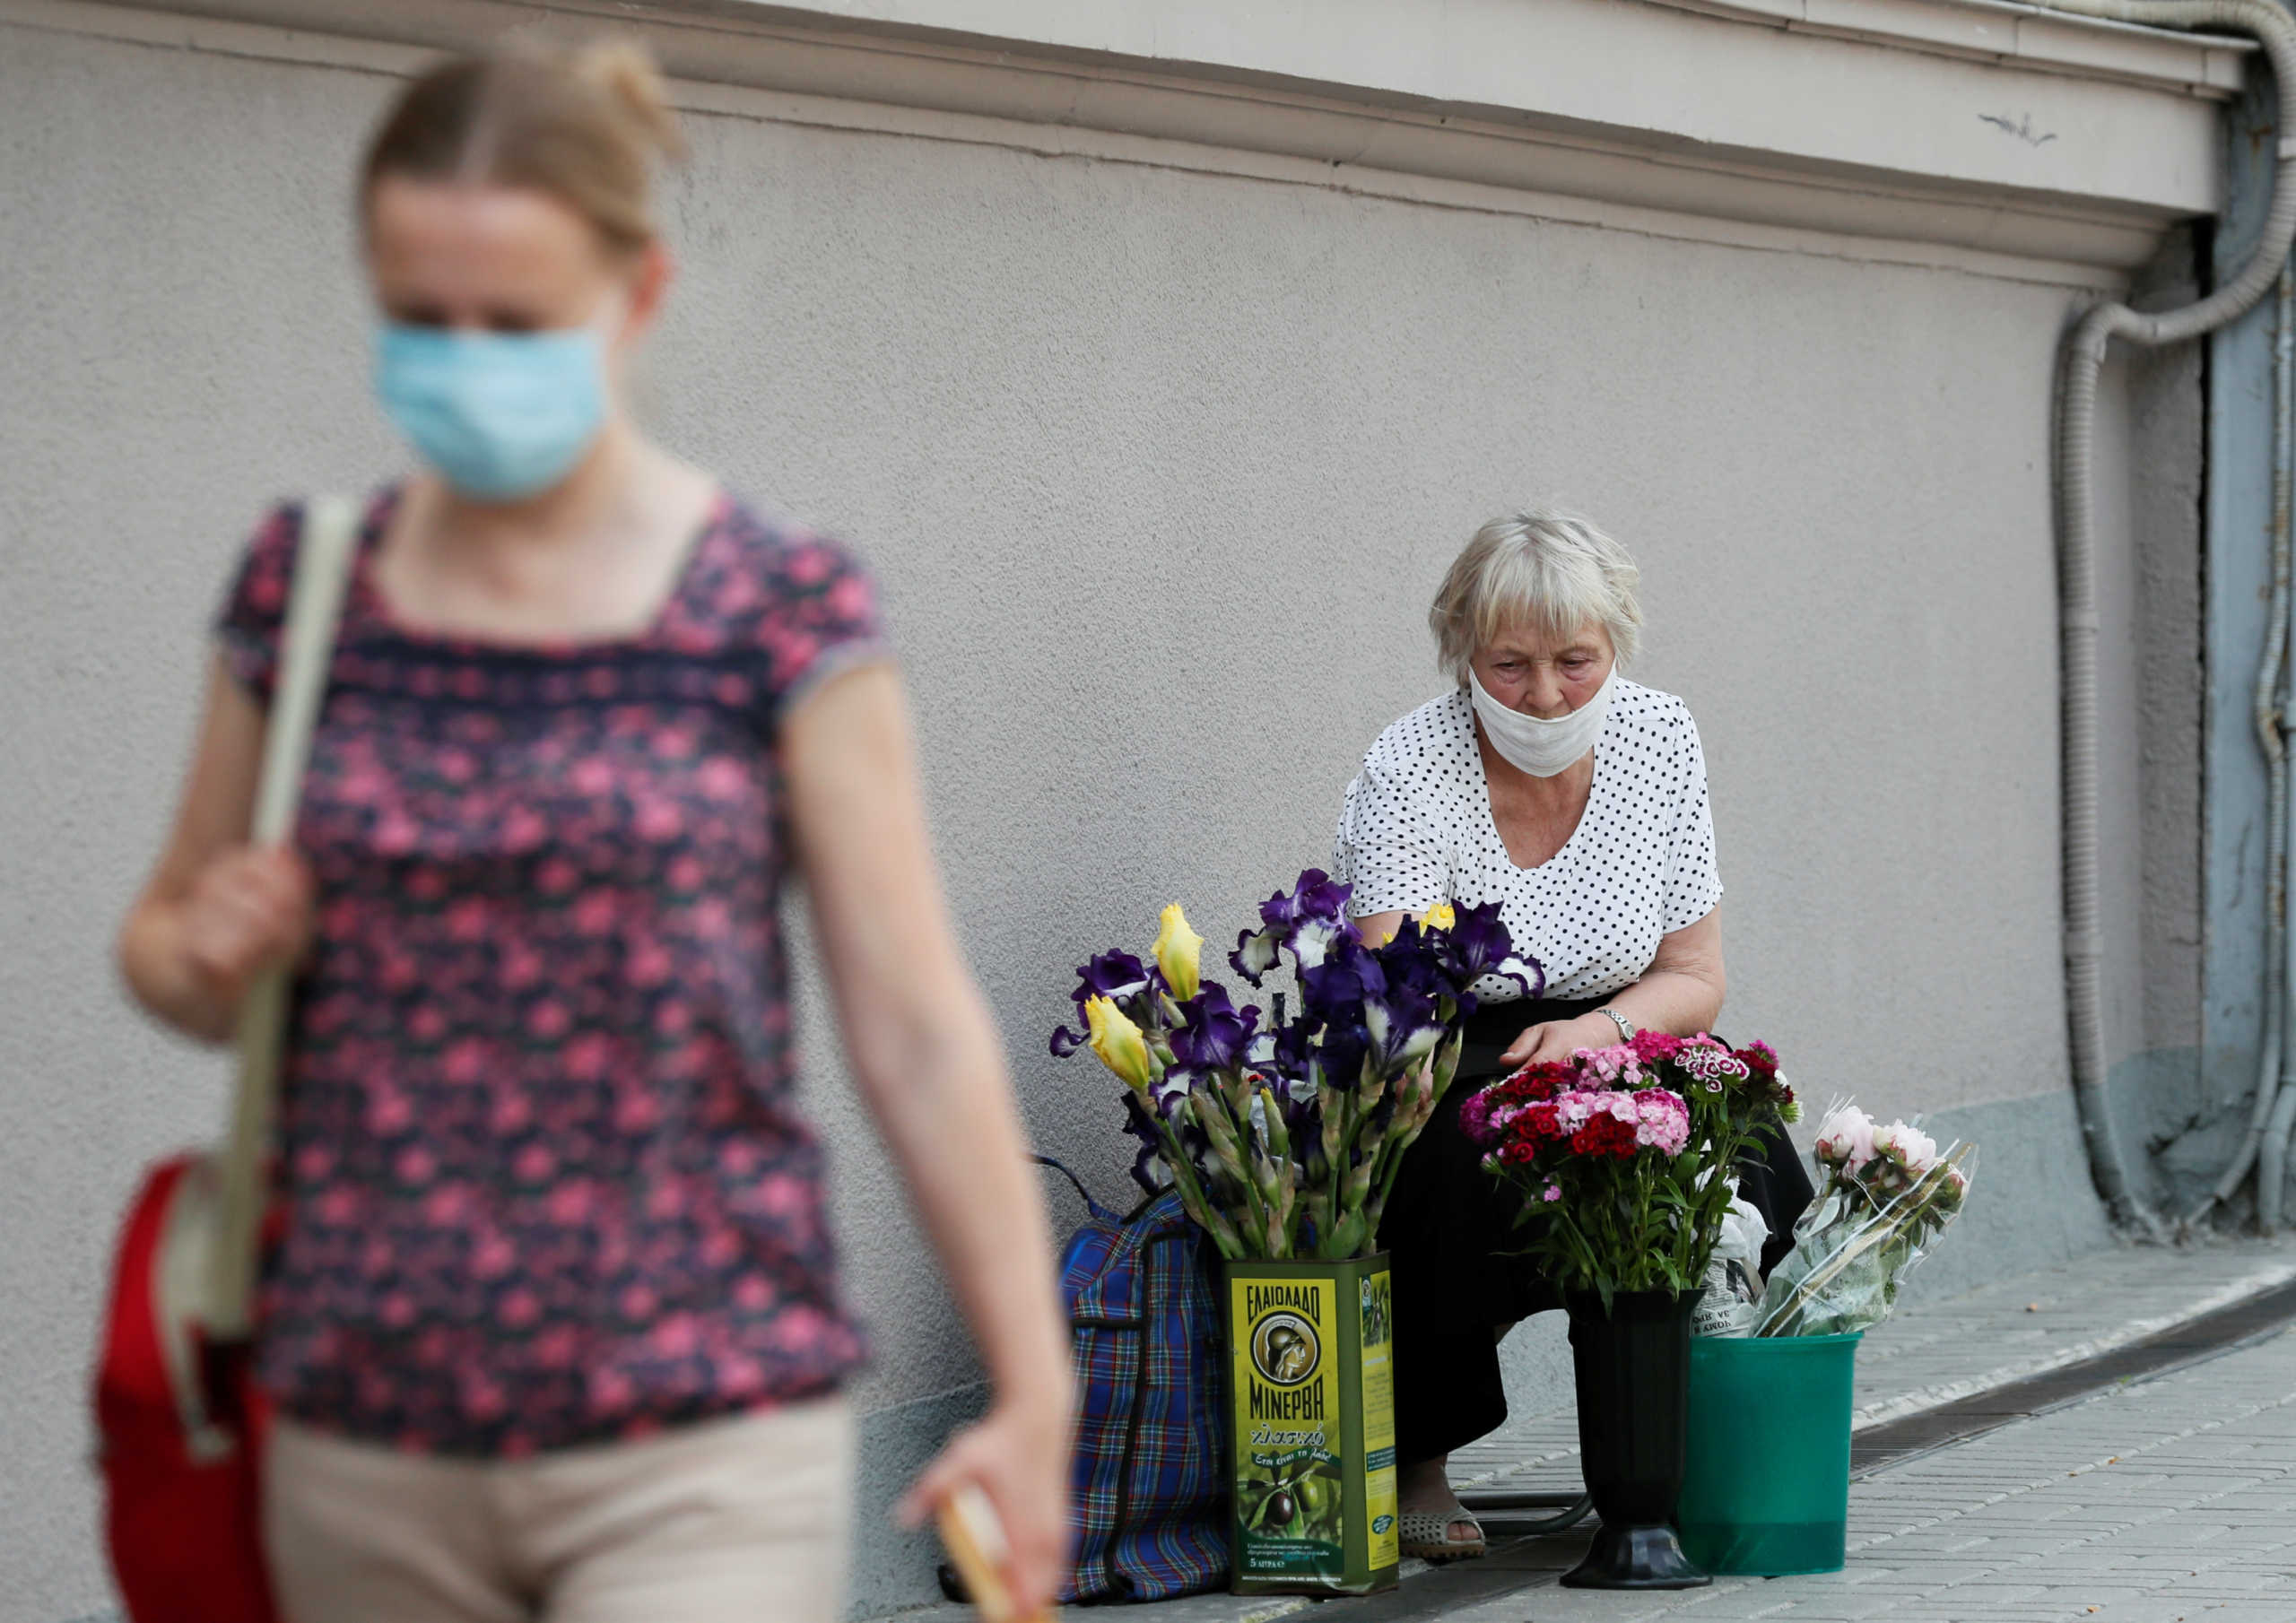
[1428,510,1643,685]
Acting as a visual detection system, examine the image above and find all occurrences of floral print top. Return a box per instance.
[218,487,882,1457]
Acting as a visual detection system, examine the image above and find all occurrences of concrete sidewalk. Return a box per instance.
[1445,1241,2296,1507]
[863,1239,2296,1623]
[1423,1300,2296,1621]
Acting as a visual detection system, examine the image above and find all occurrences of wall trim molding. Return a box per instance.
[5,0,2227,279]
[1639,0,2248,94]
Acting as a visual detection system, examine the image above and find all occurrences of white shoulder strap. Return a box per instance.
[203,495,361,1339]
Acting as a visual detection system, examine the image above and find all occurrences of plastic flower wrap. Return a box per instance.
[1691,1185,1770,1337]
[1747,1099,1974,1338]
[1462,1034,1800,1309]
[1050,871,1539,1260]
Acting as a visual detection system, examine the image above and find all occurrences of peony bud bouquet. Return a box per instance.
[1050,869,1539,1261]
[1748,1100,1974,1338]
[1461,1033,1802,1310]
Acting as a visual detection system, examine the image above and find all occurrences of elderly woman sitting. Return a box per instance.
[1335,512,1811,1563]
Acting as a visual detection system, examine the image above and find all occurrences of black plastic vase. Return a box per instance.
[1560,1287,1712,1590]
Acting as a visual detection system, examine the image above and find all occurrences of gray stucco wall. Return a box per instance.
[2130,230,2208,1124]
[2132,230,2208,1078]
[0,13,2199,1619]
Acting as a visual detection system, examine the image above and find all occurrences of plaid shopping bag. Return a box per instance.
[1039,1158,1229,1601]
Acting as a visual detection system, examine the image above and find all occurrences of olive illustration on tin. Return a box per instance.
[1239,1455,1343,1541]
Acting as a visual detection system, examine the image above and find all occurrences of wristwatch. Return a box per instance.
[1596,1007,1637,1042]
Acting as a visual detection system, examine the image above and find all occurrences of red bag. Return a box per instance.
[93,499,358,1623]
[97,1156,278,1623]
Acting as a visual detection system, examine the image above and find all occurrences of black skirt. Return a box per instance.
[1373,997,1815,1465]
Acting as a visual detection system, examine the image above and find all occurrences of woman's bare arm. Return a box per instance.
[782,663,1073,1611]
[1502,907,1726,1065]
[1351,908,1408,947]
[118,657,314,1043]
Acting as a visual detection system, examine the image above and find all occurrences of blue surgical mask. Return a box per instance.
[373,320,610,502]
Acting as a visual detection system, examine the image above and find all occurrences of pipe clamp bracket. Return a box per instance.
[2281,137,2296,159]
[2063,929,2102,962]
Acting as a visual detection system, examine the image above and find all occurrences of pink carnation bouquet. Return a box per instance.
[1462,1033,1800,1308]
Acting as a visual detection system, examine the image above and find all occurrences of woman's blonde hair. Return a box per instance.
[361,41,684,255]
[1428,511,1643,684]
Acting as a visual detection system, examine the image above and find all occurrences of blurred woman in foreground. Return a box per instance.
[119,42,1069,1620]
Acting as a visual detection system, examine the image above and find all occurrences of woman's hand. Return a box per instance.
[897,1393,1074,1615]
[123,659,315,1043]
[1500,1011,1617,1069]
[180,846,316,1007]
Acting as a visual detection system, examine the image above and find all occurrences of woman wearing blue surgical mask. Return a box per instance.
[1329,513,1812,1563]
[117,41,1071,1623]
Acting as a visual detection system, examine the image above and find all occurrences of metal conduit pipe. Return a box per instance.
[2031,0,2296,1239]
[2265,1054,2296,1229]
[2192,266,2294,1228]
[2273,396,2296,1233]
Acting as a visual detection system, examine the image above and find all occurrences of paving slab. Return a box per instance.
[1842,1242,2296,1431]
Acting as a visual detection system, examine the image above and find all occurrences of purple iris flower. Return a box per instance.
[1439,901,1520,979]
[1363,955,1445,1068]
[1230,869,1357,985]
[1292,936,1387,1088]
[1167,983,1260,1084]
[1122,1089,1207,1196]
[1431,901,1543,1004]
[1315,1018,1372,1096]
[1300,936,1385,1025]
[1118,1092,1165,1194]
[1228,926,1283,987]
[1264,1018,1318,1098]
[1282,870,1355,929]
[1371,931,1447,996]
[1280,1083,1320,1147]
[1049,949,1155,1056]
[1079,949,1154,1002]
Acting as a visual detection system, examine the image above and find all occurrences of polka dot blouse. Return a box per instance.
[1332,681,1723,1002]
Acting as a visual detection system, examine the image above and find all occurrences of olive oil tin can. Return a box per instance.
[1222,1254,1399,1594]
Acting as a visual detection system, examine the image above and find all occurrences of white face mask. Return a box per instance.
[1467,663,1617,777]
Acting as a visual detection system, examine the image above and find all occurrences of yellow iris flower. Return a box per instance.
[1153,902,1204,1002]
[1085,995,1154,1091]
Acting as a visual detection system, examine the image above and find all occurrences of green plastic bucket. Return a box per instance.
[1675,1332,1862,1575]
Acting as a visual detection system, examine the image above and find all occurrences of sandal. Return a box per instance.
[1398,1503,1487,1562]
